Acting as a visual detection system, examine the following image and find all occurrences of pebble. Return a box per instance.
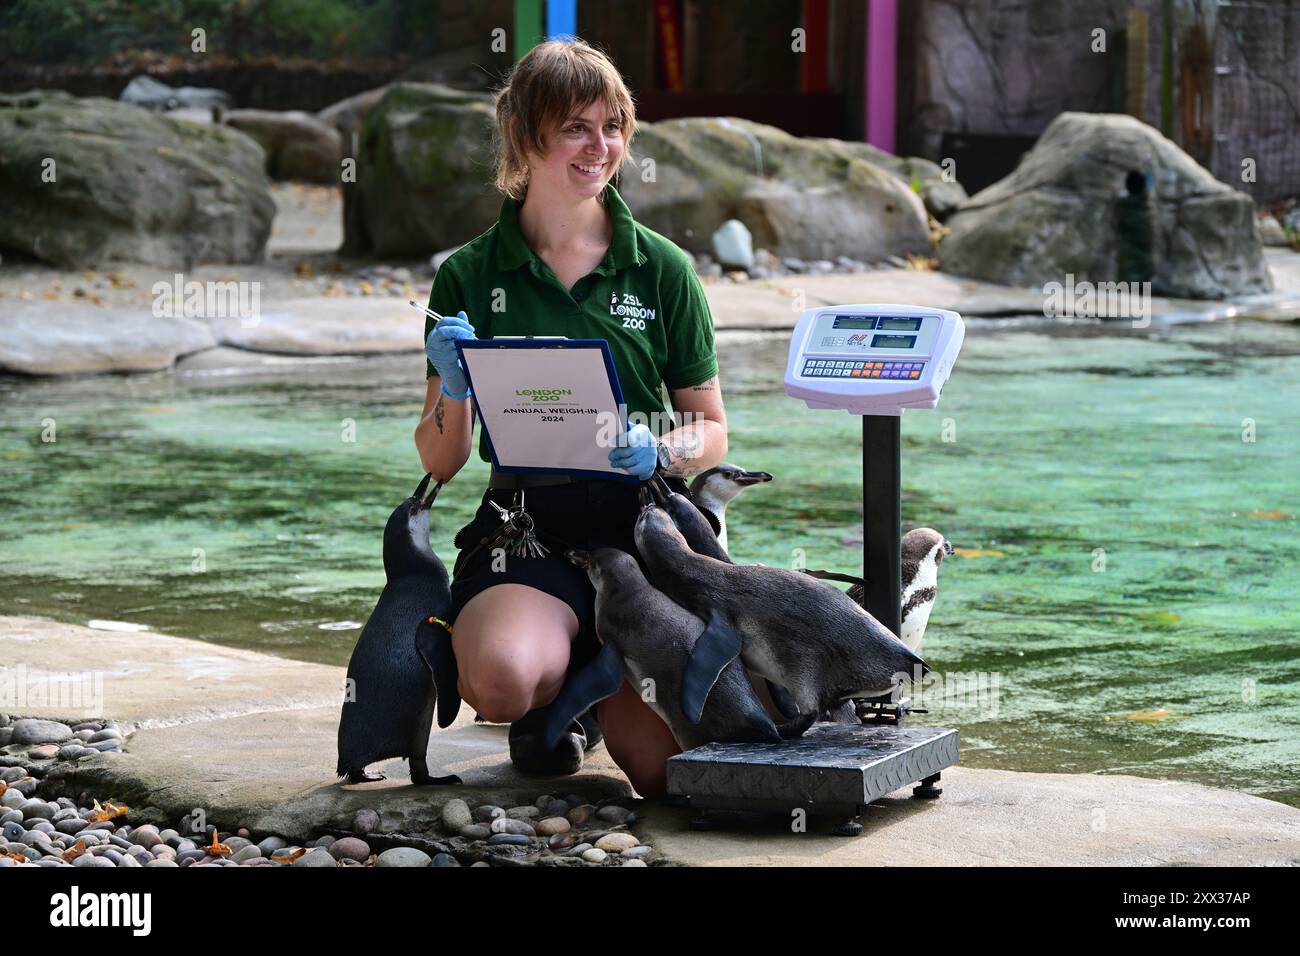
[352,808,380,834]
[20,799,54,821]
[505,805,540,820]
[566,804,595,826]
[596,805,632,824]
[621,845,652,859]
[128,826,162,849]
[470,861,490,867]
[329,836,371,862]
[581,847,607,864]
[459,824,491,840]
[542,799,570,818]
[375,847,431,867]
[258,835,288,855]
[232,845,262,863]
[89,728,124,743]
[145,859,178,867]
[535,817,570,836]
[430,852,460,866]
[621,859,648,867]
[27,745,59,760]
[490,817,535,837]
[569,843,592,856]
[487,833,530,846]
[292,849,338,867]
[548,832,577,850]
[441,798,472,832]
[10,719,73,745]
[595,832,639,852]
[472,804,505,823]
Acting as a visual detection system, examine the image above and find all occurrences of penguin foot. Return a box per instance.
[344,769,386,784]
[411,770,463,786]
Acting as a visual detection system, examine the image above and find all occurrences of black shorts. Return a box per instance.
[446,475,692,673]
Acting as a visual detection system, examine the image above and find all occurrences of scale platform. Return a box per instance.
[665,723,958,834]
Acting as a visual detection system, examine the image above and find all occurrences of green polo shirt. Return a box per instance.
[424,183,719,464]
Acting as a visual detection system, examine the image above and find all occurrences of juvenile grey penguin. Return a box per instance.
[538,548,815,750]
[688,463,773,553]
[845,528,954,653]
[634,500,927,720]
[336,474,462,786]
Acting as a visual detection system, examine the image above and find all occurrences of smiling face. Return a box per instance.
[525,100,626,202]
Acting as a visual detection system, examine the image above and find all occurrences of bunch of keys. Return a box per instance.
[486,489,550,559]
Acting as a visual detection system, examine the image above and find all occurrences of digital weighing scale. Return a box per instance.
[665,305,965,836]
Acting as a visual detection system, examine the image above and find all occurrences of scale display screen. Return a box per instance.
[877,316,922,331]
[872,334,916,349]
[833,315,877,329]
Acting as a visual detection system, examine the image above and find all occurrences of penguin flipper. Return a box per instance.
[540,641,626,749]
[682,607,743,725]
[414,618,462,729]
[776,710,818,740]
[765,680,801,720]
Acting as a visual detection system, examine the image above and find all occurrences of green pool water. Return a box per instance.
[1,319,1297,806]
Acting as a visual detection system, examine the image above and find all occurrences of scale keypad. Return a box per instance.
[801,359,924,380]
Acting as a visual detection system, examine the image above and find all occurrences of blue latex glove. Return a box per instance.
[609,423,658,480]
[424,310,476,399]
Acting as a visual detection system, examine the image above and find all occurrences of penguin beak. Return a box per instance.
[943,540,954,556]
[735,470,773,485]
[414,473,431,501]
[648,474,671,507]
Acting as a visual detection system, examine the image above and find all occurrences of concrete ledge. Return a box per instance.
[4,615,1299,865]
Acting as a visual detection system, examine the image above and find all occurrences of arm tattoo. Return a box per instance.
[434,395,445,434]
[662,436,703,478]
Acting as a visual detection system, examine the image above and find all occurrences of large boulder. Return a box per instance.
[120,75,232,112]
[345,83,498,257]
[0,90,274,269]
[0,301,216,375]
[317,85,393,146]
[224,109,342,184]
[618,117,932,263]
[939,112,1272,299]
[810,138,967,220]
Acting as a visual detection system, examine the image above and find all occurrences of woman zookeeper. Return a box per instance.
[414,39,729,798]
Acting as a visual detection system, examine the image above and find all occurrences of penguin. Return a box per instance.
[688,463,773,553]
[537,548,816,750]
[645,473,730,562]
[633,499,927,722]
[845,528,954,654]
[336,474,462,786]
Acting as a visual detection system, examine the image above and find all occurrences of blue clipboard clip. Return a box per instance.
[454,337,638,483]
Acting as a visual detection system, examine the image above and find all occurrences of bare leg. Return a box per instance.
[596,680,682,799]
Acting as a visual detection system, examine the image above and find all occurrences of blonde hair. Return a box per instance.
[493,39,637,200]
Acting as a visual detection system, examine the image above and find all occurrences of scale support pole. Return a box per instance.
[862,414,902,639]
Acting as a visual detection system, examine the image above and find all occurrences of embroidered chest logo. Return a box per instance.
[609,291,656,331]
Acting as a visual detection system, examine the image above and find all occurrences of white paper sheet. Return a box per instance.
[459,342,627,475]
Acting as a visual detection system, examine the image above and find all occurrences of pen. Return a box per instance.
[408,299,445,322]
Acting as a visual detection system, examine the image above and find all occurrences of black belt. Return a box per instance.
[487,469,580,489]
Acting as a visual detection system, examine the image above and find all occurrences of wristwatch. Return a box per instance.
[654,438,673,474]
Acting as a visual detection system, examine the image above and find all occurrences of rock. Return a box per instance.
[224,109,342,184]
[441,798,473,832]
[19,799,54,821]
[1258,215,1289,247]
[206,298,420,357]
[127,826,162,849]
[10,719,72,745]
[818,140,969,219]
[595,833,639,852]
[596,805,632,825]
[345,83,499,257]
[257,835,287,855]
[291,848,338,867]
[621,845,652,859]
[430,852,460,866]
[490,817,535,837]
[375,847,432,867]
[120,75,232,113]
[486,833,530,846]
[621,858,648,867]
[541,799,570,818]
[473,805,506,823]
[619,117,931,263]
[505,806,540,820]
[352,809,380,835]
[939,112,1272,299]
[471,861,490,867]
[696,261,723,279]
[536,817,571,837]
[317,85,393,142]
[27,745,59,760]
[231,845,262,863]
[566,804,595,827]
[580,847,607,864]
[89,728,123,743]
[548,832,577,851]
[329,837,371,862]
[712,219,755,271]
[0,90,274,269]
[87,739,122,752]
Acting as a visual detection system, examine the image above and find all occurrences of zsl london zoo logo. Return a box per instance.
[610,291,656,331]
